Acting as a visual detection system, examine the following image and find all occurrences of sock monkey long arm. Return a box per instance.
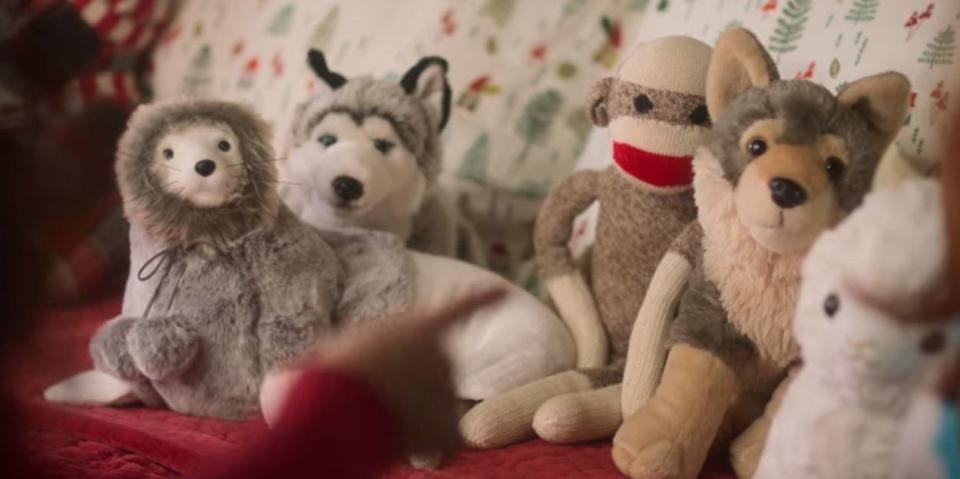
[534,170,606,368]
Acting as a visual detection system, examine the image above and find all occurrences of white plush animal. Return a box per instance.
[755,179,957,479]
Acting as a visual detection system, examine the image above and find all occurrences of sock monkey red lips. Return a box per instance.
[612,142,694,188]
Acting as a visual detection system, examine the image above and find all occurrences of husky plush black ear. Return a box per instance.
[400,56,452,131]
[307,49,347,91]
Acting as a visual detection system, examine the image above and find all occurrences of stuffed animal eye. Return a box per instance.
[373,139,394,154]
[218,140,231,152]
[920,330,946,355]
[823,293,840,318]
[634,94,654,114]
[689,104,710,126]
[318,134,338,147]
[747,139,767,157]
[163,148,174,160]
[826,157,845,180]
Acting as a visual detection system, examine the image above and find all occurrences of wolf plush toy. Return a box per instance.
[612,28,911,479]
[282,50,483,264]
[87,99,342,420]
[459,36,714,448]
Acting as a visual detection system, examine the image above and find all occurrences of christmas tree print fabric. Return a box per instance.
[150,0,649,283]
[150,0,959,286]
[570,0,960,255]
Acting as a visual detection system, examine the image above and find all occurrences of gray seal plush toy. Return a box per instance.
[89,99,342,420]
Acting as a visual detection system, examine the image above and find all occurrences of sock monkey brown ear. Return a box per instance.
[837,72,912,146]
[400,56,452,131]
[706,28,778,120]
[587,77,614,127]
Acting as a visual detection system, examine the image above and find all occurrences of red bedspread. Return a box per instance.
[19,296,735,478]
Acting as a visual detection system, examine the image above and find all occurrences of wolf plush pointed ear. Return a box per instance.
[400,56,452,132]
[836,72,912,146]
[706,28,779,120]
[307,49,347,94]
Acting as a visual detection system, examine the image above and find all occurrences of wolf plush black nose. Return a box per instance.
[332,176,364,202]
[769,177,807,208]
[195,159,216,177]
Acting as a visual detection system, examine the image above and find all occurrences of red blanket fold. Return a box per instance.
[20,295,733,478]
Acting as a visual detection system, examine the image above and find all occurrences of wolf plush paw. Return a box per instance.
[613,345,738,479]
[612,409,687,479]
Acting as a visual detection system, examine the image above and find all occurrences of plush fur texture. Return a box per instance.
[91,99,342,420]
[315,227,414,323]
[116,101,279,246]
[283,50,481,262]
[613,28,911,479]
[679,149,803,369]
[756,180,956,478]
[711,82,887,212]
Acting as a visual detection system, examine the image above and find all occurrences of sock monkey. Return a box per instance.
[459,36,713,447]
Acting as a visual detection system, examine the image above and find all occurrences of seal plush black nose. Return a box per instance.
[332,176,364,202]
[194,159,216,177]
[769,177,807,209]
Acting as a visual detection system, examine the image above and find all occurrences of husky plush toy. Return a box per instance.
[282,50,482,264]
[612,28,911,479]
[85,99,342,420]
[275,51,573,402]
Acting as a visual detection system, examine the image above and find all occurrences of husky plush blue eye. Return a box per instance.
[373,139,394,154]
[318,134,338,147]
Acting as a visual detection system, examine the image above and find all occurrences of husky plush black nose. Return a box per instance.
[769,177,807,208]
[332,176,364,202]
[195,159,216,177]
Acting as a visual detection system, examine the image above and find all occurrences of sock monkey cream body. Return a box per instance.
[460,36,713,448]
[89,100,341,420]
